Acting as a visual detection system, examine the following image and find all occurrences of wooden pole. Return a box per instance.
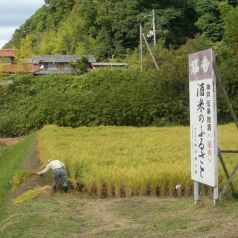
[140,24,143,72]
[213,62,238,201]
[142,33,159,70]
[213,63,238,130]
[152,9,156,46]
[220,164,238,199]
[194,181,200,205]
[218,149,235,193]
[221,150,238,154]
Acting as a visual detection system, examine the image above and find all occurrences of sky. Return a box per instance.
[0,0,45,48]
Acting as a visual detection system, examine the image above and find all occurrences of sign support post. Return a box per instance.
[194,181,200,205]
[213,179,219,206]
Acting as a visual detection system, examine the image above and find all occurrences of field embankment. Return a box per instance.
[1,195,238,238]
[0,134,35,209]
[38,124,238,197]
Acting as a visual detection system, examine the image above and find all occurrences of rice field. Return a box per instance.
[38,124,238,197]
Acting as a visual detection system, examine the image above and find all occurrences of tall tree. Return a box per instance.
[194,0,223,42]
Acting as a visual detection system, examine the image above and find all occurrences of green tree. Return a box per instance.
[195,0,223,42]
[223,6,238,47]
[39,31,57,54]
[70,57,91,75]
[16,36,34,61]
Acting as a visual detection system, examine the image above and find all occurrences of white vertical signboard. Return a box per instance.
[189,49,218,187]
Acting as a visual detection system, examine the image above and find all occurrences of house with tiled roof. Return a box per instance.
[0,50,128,74]
[0,49,40,73]
[0,49,15,64]
[32,55,96,75]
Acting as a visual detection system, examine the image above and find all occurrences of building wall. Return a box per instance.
[36,62,73,74]
[0,64,40,73]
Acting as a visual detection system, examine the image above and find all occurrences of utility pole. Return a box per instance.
[152,9,156,46]
[139,9,158,71]
[142,33,159,70]
[140,24,143,72]
[110,54,114,69]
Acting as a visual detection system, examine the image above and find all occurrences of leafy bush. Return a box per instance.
[1,34,238,137]
[0,69,171,136]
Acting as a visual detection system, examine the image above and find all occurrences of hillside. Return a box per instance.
[5,0,196,59]
[4,0,238,60]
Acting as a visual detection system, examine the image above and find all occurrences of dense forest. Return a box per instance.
[4,0,238,60]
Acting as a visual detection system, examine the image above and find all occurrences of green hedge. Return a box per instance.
[0,69,181,136]
[0,64,237,137]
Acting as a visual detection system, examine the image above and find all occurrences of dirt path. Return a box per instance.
[10,135,50,197]
[0,137,23,146]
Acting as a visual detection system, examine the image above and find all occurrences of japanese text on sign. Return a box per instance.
[189,49,218,187]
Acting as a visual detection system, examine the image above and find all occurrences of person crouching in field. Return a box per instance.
[36,160,68,193]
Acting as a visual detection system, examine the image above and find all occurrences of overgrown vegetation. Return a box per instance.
[70,57,92,75]
[0,134,35,209]
[1,1,237,138]
[38,124,238,197]
[1,35,237,137]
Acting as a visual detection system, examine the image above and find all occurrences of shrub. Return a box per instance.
[0,69,185,136]
[0,38,237,137]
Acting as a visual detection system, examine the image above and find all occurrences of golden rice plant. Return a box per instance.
[13,186,52,205]
[38,124,238,197]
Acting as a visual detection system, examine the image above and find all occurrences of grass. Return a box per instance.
[0,133,35,211]
[38,124,238,197]
[1,194,238,237]
[0,146,7,157]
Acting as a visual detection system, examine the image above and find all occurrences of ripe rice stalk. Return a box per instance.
[38,124,238,197]
[13,186,52,205]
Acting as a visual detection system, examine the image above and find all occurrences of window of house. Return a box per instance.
[57,63,64,70]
